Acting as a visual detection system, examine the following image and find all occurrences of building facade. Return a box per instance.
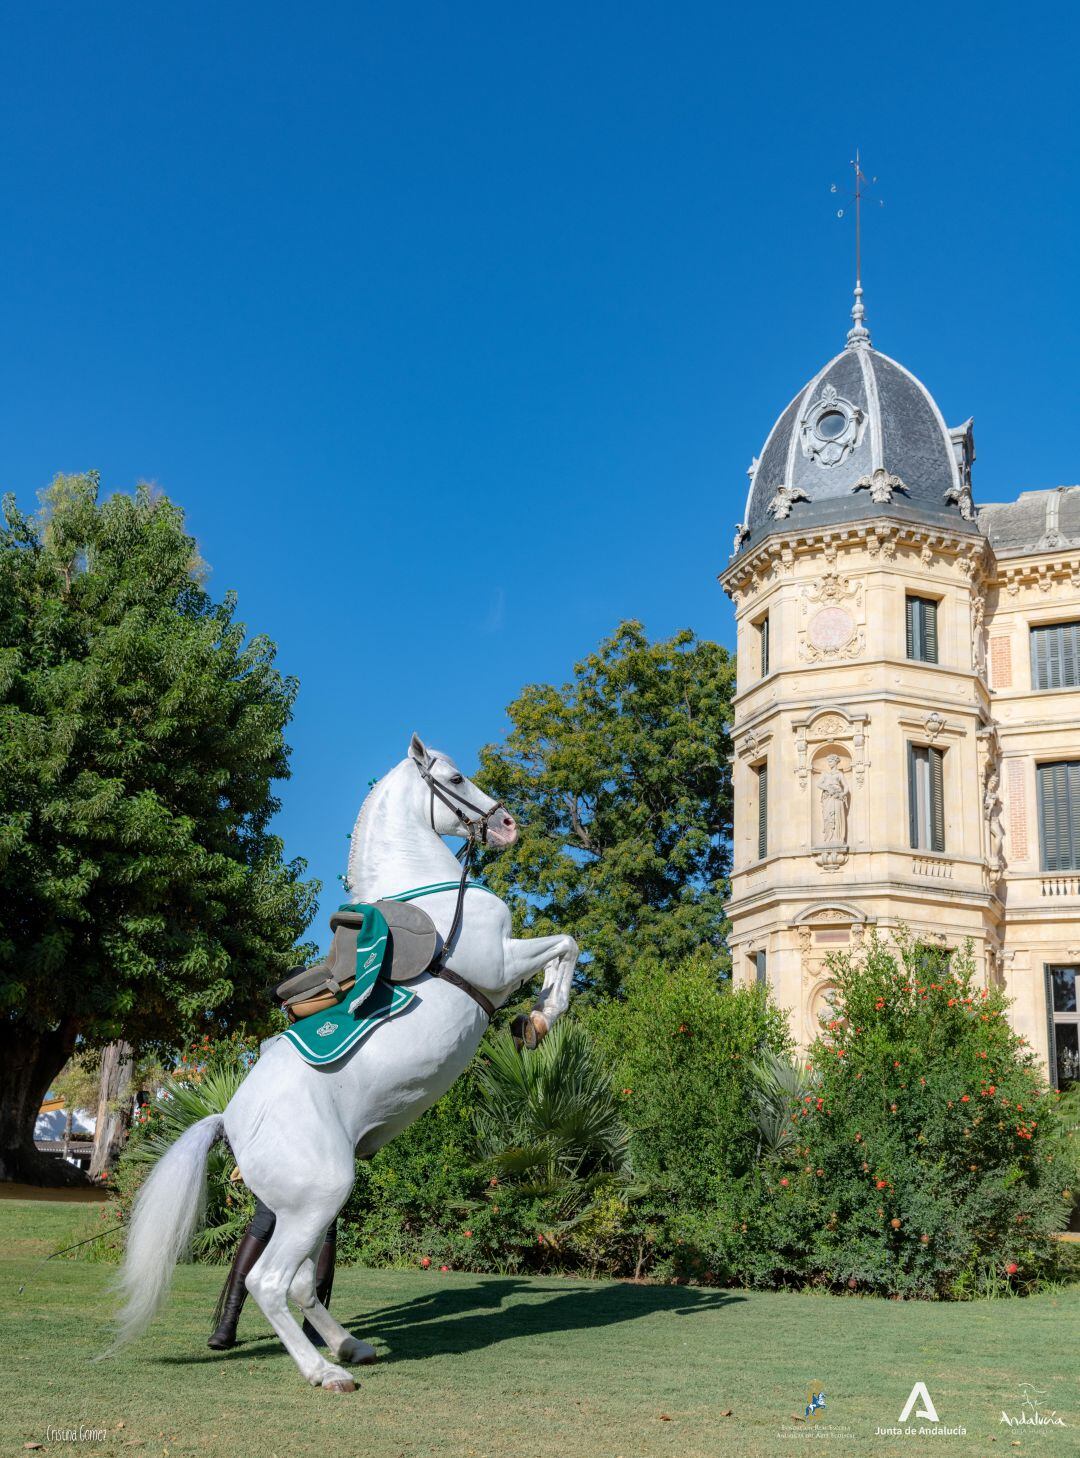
[720,295,1080,1089]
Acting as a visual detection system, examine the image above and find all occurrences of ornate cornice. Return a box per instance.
[720,516,993,603]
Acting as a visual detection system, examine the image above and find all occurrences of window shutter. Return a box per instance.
[907,743,920,848]
[924,599,938,663]
[755,950,767,986]
[761,617,770,677]
[906,597,916,659]
[1064,622,1080,689]
[1045,965,1060,1090]
[1066,762,1080,869]
[929,746,945,852]
[757,764,768,860]
[1039,763,1059,871]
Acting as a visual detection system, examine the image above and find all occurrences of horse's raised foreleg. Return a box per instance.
[245,1213,358,1391]
[505,932,579,1033]
[289,1257,376,1367]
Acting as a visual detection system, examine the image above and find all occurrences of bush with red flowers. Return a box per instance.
[699,931,1077,1297]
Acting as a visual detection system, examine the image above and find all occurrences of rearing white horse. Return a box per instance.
[113,734,578,1391]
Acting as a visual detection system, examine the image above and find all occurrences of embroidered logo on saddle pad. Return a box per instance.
[316,1021,339,1037]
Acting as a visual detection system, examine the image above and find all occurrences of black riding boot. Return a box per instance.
[207,1231,267,1350]
[301,1222,337,1347]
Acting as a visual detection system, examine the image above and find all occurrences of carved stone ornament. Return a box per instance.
[852,468,909,504]
[924,711,945,741]
[767,483,811,520]
[732,522,750,554]
[798,572,865,663]
[944,482,976,521]
[793,706,870,790]
[799,384,864,468]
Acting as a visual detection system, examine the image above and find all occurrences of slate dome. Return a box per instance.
[734,295,977,554]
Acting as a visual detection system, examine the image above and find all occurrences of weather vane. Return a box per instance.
[831,150,883,345]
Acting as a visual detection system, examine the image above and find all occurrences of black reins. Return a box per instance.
[414,756,505,1019]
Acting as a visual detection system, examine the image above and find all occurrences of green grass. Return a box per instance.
[1,1196,1076,1458]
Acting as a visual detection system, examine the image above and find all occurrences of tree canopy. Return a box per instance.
[477,621,734,997]
[0,474,316,1180]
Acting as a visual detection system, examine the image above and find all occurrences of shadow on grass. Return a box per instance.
[162,1277,744,1367]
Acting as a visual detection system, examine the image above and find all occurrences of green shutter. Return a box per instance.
[1032,627,1050,690]
[757,763,768,860]
[929,746,945,853]
[1038,761,1080,872]
[907,743,919,848]
[1044,966,1060,1090]
[1064,622,1080,688]
[755,950,767,985]
[906,597,916,659]
[1031,623,1080,690]
[761,616,770,677]
[924,599,939,663]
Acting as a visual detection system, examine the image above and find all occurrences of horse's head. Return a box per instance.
[407,733,518,848]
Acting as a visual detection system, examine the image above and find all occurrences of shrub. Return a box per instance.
[711,933,1076,1297]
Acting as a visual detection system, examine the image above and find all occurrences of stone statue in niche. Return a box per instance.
[983,768,1006,874]
[819,755,850,846]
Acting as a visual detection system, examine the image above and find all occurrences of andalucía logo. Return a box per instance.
[875,1381,967,1438]
[999,1383,1067,1428]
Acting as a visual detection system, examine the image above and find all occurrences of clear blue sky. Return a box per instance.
[2,3,1076,925]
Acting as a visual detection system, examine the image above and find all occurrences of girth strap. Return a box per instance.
[430,965,496,1019]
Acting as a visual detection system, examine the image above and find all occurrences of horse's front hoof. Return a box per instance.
[322,1377,356,1393]
[529,1011,550,1044]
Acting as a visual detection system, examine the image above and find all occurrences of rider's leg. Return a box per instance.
[207,1197,276,1350]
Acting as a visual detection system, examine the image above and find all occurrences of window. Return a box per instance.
[1037,760,1080,871]
[1030,621,1080,690]
[756,763,768,860]
[1045,966,1079,1089]
[908,744,945,852]
[754,950,767,986]
[758,615,770,677]
[906,595,939,663]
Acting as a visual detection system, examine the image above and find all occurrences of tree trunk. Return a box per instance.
[0,1016,86,1185]
[88,1041,134,1180]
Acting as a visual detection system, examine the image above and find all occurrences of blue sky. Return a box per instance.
[2,3,1076,925]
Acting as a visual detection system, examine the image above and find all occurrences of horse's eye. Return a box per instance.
[450,774,464,785]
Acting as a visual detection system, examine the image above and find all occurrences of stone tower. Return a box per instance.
[720,294,1080,1087]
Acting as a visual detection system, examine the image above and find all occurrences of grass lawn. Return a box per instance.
[1,1195,1076,1458]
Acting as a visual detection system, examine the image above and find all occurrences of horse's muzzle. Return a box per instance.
[486,814,518,848]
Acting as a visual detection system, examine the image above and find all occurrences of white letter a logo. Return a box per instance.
[899,1382,939,1423]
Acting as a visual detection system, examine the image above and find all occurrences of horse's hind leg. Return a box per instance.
[289,1255,376,1366]
[244,1207,357,1391]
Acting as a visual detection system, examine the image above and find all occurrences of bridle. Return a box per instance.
[413,755,508,847]
[411,755,509,1019]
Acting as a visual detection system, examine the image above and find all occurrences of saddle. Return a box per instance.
[274,901,439,1021]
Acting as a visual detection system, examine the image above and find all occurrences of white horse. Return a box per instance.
[113,734,578,1391]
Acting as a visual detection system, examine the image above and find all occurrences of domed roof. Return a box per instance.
[734,298,977,554]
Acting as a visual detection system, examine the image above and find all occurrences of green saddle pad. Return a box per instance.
[282,976,416,1066]
[281,901,416,1067]
[279,882,494,1068]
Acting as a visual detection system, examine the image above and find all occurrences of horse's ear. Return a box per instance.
[408,733,428,765]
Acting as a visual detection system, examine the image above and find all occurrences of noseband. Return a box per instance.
[413,755,507,847]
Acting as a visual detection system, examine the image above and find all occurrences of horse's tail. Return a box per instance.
[106,1113,224,1353]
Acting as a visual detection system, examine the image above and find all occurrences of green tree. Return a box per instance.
[0,474,316,1182]
[477,621,734,996]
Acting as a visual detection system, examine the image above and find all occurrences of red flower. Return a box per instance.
[537,1235,545,1244]
[420,1256,431,1268]
[876,1179,888,1189]
[463,1230,473,1238]
[1005,1261,1018,1275]
[961,1095,970,1103]
[779,1178,789,1188]
[440,1265,450,1272]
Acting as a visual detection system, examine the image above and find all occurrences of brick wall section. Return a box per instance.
[990,635,1013,689]
[1007,758,1028,862]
